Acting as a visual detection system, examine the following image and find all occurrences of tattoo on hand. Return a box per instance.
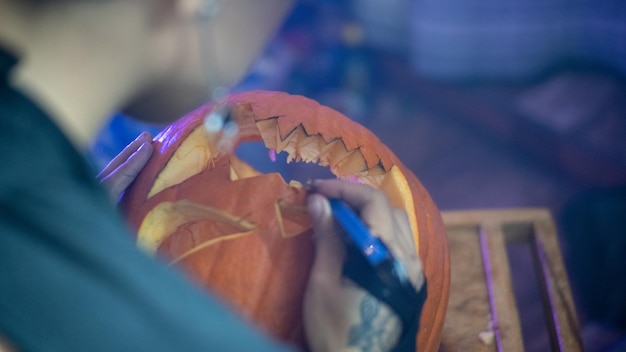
[347,295,400,352]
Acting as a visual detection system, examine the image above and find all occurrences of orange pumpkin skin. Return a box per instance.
[121,91,450,351]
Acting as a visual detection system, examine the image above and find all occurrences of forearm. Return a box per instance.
[305,284,401,352]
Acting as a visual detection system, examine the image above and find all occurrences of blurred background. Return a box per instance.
[90,0,626,350]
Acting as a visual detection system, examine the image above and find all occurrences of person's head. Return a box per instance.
[0,0,294,123]
[124,0,296,123]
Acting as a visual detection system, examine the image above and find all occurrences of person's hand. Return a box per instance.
[96,132,153,201]
[304,180,424,352]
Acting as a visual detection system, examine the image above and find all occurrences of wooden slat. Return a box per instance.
[532,219,584,351]
[480,223,524,351]
[439,226,494,351]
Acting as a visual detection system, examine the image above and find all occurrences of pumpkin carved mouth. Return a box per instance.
[121,91,449,351]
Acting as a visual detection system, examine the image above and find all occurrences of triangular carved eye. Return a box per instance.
[121,90,448,351]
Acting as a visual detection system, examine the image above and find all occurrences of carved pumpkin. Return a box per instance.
[121,91,450,351]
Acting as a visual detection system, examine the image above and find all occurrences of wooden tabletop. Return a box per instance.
[438,209,583,352]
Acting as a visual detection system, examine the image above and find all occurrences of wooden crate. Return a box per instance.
[438,209,583,351]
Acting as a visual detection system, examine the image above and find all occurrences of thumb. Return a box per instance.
[307,194,345,282]
[100,141,153,201]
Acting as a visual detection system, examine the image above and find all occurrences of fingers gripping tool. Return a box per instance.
[329,199,427,352]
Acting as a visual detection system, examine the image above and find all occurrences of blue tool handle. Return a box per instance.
[328,198,390,266]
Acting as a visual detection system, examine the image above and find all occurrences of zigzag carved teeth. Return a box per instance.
[255,118,278,149]
[298,135,325,164]
[366,162,387,176]
[332,148,368,175]
[277,126,309,163]
[255,118,387,181]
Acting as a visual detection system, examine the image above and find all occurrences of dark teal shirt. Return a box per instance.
[0,48,291,352]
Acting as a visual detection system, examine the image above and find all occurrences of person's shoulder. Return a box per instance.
[0,84,76,181]
[0,84,47,148]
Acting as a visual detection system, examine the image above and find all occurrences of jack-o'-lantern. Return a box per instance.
[121,91,450,351]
